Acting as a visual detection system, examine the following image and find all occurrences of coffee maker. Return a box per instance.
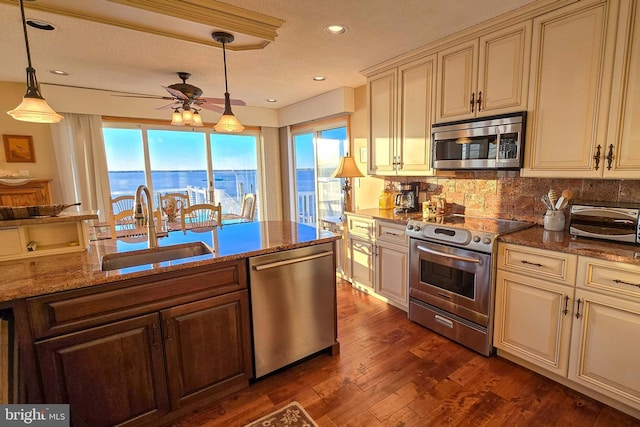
[394,182,420,213]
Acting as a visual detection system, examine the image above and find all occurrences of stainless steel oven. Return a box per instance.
[406,215,532,356]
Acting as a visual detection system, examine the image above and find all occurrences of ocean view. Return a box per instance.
[108,169,316,197]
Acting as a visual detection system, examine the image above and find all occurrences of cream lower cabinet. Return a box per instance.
[494,270,574,376]
[496,243,640,418]
[320,219,346,279]
[523,0,620,178]
[568,256,640,411]
[375,221,409,311]
[346,215,409,311]
[494,244,577,375]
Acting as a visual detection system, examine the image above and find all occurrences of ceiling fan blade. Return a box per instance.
[199,97,246,107]
[156,102,181,110]
[162,86,189,100]
[112,94,174,100]
[199,103,225,113]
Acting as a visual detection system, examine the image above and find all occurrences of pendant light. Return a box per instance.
[7,0,63,123]
[211,32,244,133]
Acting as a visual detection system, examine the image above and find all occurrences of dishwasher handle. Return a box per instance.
[252,251,333,271]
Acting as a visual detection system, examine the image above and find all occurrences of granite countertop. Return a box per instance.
[347,208,424,224]
[499,225,640,266]
[0,221,339,303]
[0,211,98,226]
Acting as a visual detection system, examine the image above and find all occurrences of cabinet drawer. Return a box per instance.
[577,257,640,301]
[376,221,408,245]
[498,243,577,285]
[347,215,375,241]
[28,259,247,339]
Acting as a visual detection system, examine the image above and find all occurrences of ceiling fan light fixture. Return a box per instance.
[182,108,194,125]
[192,110,203,127]
[171,109,184,126]
[212,31,244,133]
[8,0,62,124]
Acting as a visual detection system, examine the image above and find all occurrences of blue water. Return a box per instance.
[108,169,316,197]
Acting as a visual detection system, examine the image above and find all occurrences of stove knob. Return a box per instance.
[483,237,492,245]
[473,236,481,243]
[407,224,414,231]
[414,225,421,231]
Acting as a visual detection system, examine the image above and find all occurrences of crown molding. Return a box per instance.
[1,0,284,51]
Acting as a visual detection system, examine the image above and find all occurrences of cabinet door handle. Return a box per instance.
[520,260,543,267]
[563,295,569,315]
[384,231,400,236]
[151,324,159,346]
[613,278,640,289]
[476,91,482,111]
[470,92,475,113]
[593,145,602,170]
[606,144,614,170]
[575,298,583,319]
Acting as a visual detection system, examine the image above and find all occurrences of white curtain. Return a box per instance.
[50,113,110,222]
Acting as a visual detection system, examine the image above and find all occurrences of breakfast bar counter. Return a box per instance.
[0,221,339,303]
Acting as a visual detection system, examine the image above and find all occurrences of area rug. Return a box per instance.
[244,401,318,427]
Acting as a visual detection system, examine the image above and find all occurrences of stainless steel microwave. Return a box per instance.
[432,112,526,170]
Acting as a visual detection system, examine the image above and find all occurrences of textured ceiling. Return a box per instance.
[0,0,536,111]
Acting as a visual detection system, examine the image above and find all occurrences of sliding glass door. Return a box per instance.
[292,123,347,226]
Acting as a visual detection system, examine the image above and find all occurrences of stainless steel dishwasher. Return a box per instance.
[248,242,337,377]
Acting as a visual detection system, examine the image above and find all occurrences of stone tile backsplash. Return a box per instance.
[387,172,640,225]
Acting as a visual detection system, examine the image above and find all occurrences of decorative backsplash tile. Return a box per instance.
[386,172,640,225]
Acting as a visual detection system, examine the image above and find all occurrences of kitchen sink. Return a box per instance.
[100,241,214,271]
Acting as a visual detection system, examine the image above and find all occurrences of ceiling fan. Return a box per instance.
[115,71,246,115]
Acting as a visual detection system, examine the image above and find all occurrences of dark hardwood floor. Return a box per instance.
[170,280,639,427]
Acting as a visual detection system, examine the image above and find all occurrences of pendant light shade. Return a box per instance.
[7,0,62,124]
[192,110,203,127]
[212,32,244,133]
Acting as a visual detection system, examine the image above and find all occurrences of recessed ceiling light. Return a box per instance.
[324,25,348,35]
[49,70,68,76]
[312,76,326,81]
[26,19,56,31]
[266,98,277,103]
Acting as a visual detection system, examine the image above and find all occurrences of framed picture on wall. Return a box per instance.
[3,135,35,163]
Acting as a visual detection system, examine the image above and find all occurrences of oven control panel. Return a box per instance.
[406,220,496,253]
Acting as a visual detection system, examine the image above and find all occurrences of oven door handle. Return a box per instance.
[416,245,482,264]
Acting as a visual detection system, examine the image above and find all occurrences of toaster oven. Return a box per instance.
[569,202,640,244]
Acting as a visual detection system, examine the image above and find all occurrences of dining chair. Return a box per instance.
[158,191,190,222]
[222,193,256,224]
[181,203,223,234]
[109,195,137,238]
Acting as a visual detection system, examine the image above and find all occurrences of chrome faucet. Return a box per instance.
[133,184,158,249]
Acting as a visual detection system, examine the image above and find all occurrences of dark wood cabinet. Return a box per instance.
[36,314,169,427]
[29,260,252,426]
[163,291,252,409]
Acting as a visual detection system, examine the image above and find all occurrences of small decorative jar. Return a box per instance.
[544,210,565,231]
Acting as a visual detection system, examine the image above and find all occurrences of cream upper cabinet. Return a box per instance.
[436,21,531,122]
[368,69,397,175]
[523,0,620,178]
[367,55,437,176]
[603,0,640,178]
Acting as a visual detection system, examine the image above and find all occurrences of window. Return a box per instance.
[291,120,347,226]
[103,124,261,221]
